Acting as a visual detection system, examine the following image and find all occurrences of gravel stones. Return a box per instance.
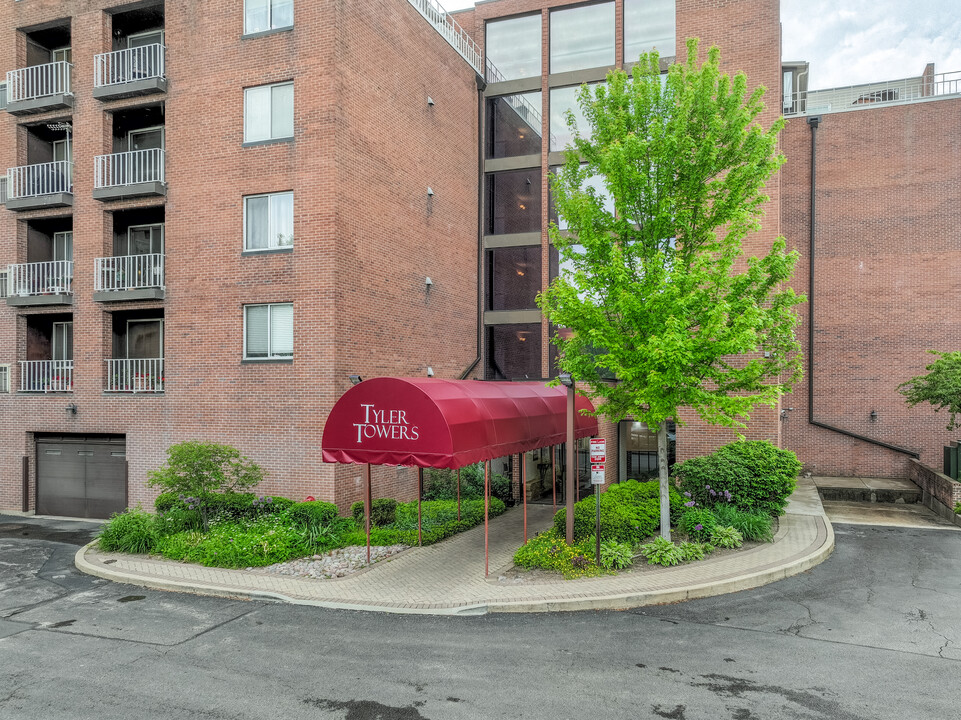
[246,544,409,580]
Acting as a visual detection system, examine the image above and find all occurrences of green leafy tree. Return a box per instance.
[539,39,804,539]
[148,441,266,530]
[898,351,961,431]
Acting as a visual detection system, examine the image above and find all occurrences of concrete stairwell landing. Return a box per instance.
[813,476,922,504]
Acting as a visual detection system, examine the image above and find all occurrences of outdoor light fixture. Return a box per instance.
[427,187,434,197]
[425,277,433,288]
[559,372,574,388]
[426,366,434,377]
[349,375,363,385]
[870,410,878,422]
[65,403,77,415]
[427,96,435,106]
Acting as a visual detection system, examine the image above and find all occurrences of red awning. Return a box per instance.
[321,378,598,469]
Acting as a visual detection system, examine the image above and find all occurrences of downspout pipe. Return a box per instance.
[461,69,486,381]
[805,115,919,459]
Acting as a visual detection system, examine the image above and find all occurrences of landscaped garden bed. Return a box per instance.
[95,441,508,574]
[509,440,799,579]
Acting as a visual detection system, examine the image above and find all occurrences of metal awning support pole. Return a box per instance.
[457,467,461,521]
[365,463,372,564]
[522,453,527,543]
[484,460,490,577]
[551,444,556,510]
[566,384,575,544]
[417,467,423,547]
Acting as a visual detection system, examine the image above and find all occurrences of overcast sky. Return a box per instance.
[441,0,961,89]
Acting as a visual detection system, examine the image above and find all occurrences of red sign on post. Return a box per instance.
[590,439,606,484]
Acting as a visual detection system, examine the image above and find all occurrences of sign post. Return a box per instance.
[590,438,606,566]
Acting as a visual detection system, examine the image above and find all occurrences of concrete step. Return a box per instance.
[812,476,921,504]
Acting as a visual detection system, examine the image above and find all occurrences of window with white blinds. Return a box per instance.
[244,303,293,359]
[0,269,7,298]
[244,191,293,250]
[0,365,9,393]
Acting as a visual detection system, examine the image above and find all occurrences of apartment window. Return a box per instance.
[0,269,7,298]
[244,303,293,360]
[550,2,615,74]
[624,0,676,62]
[244,192,293,250]
[486,14,541,81]
[0,176,7,205]
[0,82,6,110]
[245,0,293,35]
[0,365,9,394]
[244,82,294,143]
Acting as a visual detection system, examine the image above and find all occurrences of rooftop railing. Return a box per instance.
[94,44,166,87]
[407,0,482,73]
[6,61,72,102]
[785,70,961,116]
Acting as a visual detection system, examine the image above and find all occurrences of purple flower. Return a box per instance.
[695,524,703,531]
[684,501,696,507]
[705,485,711,490]
[683,492,691,498]
[709,489,717,496]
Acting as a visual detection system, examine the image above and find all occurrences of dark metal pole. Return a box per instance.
[417,467,423,547]
[365,463,372,564]
[22,457,29,512]
[595,482,601,566]
[484,460,490,577]
[522,453,527,543]
[457,467,461,521]
[566,385,575,544]
[551,444,556,510]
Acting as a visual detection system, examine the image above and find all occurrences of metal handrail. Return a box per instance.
[6,161,73,198]
[407,0,482,73]
[19,360,73,393]
[104,358,164,393]
[7,261,73,296]
[95,254,165,291]
[6,61,72,102]
[94,44,166,87]
[94,148,165,188]
[785,70,961,116]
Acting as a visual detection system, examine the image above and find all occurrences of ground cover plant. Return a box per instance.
[512,529,602,579]
[98,487,508,568]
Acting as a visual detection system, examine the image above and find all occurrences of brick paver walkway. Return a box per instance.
[78,480,834,614]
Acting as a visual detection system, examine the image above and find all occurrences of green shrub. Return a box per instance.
[422,465,512,503]
[553,494,659,544]
[639,536,684,566]
[349,498,398,526]
[678,508,718,542]
[97,506,159,554]
[711,504,774,542]
[678,541,713,561]
[954,501,960,515]
[603,480,687,525]
[599,539,634,570]
[155,491,293,523]
[287,500,340,526]
[154,517,308,568]
[710,525,744,549]
[672,440,801,516]
[391,498,506,545]
[512,529,601,579]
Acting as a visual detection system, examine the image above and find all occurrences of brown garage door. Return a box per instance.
[36,435,127,519]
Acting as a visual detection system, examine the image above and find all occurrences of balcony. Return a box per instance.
[6,261,73,306]
[5,62,74,115]
[93,149,165,201]
[105,358,163,393]
[94,254,165,301]
[19,360,73,393]
[94,45,167,100]
[5,161,73,211]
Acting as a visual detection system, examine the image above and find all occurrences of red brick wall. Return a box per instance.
[780,99,961,477]
[0,0,479,514]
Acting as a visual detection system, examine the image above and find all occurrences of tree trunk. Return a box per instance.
[657,419,671,540]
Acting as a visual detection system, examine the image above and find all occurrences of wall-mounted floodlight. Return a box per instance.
[870,410,878,422]
[349,375,363,385]
[425,277,433,288]
[558,372,574,388]
[427,96,435,106]
[427,366,434,377]
[66,403,78,415]
[427,187,434,197]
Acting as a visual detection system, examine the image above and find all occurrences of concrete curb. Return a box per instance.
[74,515,835,615]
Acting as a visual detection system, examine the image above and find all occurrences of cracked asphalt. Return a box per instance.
[1,515,959,720]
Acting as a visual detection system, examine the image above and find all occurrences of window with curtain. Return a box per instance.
[244,82,294,143]
[244,303,293,360]
[244,191,293,250]
[550,2,615,74]
[244,0,294,35]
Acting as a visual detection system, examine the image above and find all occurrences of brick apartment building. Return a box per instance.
[0,0,958,518]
